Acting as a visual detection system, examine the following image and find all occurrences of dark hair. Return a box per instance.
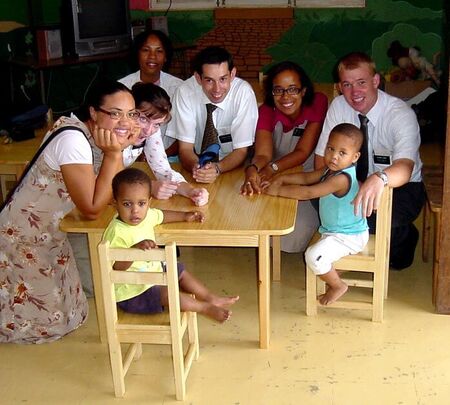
[192,46,234,75]
[131,29,173,71]
[78,80,132,121]
[132,82,172,122]
[263,61,315,107]
[387,40,410,66]
[112,168,152,199]
[329,123,364,151]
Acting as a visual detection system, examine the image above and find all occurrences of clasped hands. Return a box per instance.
[192,162,219,184]
[240,165,275,196]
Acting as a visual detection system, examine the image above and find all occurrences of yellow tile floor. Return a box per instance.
[1,221,450,404]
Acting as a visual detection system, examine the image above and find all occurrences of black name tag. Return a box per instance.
[373,154,391,165]
[219,134,232,143]
[293,127,304,137]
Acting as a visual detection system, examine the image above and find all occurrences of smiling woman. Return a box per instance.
[119,29,183,154]
[0,80,139,344]
[241,61,328,253]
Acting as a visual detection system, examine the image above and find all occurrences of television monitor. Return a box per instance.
[61,0,131,57]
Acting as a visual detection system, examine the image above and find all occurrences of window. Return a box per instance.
[150,0,365,10]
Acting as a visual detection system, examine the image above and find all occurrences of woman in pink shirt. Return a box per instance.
[241,61,328,252]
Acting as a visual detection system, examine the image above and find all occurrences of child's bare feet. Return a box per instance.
[202,304,232,323]
[209,295,240,308]
[319,283,348,305]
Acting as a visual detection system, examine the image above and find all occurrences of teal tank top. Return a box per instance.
[319,165,368,235]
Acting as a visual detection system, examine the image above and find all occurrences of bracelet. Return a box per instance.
[245,163,259,173]
[214,163,221,175]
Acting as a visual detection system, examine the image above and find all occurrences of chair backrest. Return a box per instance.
[97,240,181,335]
[373,186,393,265]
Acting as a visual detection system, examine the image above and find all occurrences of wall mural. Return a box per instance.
[265,0,443,82]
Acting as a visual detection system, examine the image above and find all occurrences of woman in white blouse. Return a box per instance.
[131,82,208,206]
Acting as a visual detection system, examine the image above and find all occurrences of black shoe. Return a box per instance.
[390,225,419,270]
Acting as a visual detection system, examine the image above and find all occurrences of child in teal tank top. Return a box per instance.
[263,123,368,305]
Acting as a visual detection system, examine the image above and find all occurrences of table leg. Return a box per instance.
[87,232,107,343]
[272,235,281,281]
[258,234,270,349]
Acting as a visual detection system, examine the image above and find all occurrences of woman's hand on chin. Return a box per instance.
[92,126,122,155]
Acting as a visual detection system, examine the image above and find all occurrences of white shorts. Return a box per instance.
[304,231,369,276]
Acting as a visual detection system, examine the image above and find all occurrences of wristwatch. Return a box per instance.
[374,170,388,186]
[270,162,279,172]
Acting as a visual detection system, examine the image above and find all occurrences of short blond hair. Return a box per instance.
[337,52,377,78]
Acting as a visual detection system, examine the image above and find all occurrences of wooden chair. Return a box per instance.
[97,240,199,401]
[306,187,393,322]
[421,166,443,305]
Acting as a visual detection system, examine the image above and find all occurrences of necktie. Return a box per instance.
[201,103,219,154]
[357,114,369,182]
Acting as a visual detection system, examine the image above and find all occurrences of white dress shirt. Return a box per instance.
[166,75,258,160]
[315,90,422,182]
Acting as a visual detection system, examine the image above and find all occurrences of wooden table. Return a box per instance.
[60,163,297,349]
[0,134,45,200]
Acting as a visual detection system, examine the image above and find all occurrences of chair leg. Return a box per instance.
[306,266,318,316]
[134,343,143,360]
[432,212,441,306]
[372,266,385,322]
[171,332,186,401]
[108,340,126,397]
[422,202,431,262]
[188,311,200,360]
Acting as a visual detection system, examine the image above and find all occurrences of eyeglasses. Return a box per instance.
[137,112,164,128]
[272,87,303,97]
[97,107,141,121]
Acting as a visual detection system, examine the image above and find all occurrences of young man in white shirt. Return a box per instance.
[166,46,258,183]
[315,52,425,270]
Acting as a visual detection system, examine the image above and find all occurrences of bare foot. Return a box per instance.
[318,283,348,305]
[209,295,240,308]
[202,304,232,322]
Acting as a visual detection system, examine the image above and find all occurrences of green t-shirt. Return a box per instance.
[102,208,164,302]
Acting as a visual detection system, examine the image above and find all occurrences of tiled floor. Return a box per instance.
[1,226,450,404]
[1,142,447,404]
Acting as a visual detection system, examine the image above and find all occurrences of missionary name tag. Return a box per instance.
[373,154,391,165]
[219,134,232,143]
[293,127,304,137]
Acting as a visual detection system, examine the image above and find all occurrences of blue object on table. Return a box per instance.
[198,143,220,167]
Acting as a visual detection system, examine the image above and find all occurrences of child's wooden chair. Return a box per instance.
[306,187,393,322]
[97,240,199,401]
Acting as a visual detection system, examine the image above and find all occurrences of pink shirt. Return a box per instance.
[256,92,328,133]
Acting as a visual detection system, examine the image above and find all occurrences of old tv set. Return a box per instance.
[62,0,131,57]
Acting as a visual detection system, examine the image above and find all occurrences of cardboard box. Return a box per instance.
[384,80,432,101]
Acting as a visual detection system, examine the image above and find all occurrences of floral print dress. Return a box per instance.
[0,118,89,343]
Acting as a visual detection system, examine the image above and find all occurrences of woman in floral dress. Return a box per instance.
[0,81,139,343]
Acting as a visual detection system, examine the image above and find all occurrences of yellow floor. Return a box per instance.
[1,226,450,404]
